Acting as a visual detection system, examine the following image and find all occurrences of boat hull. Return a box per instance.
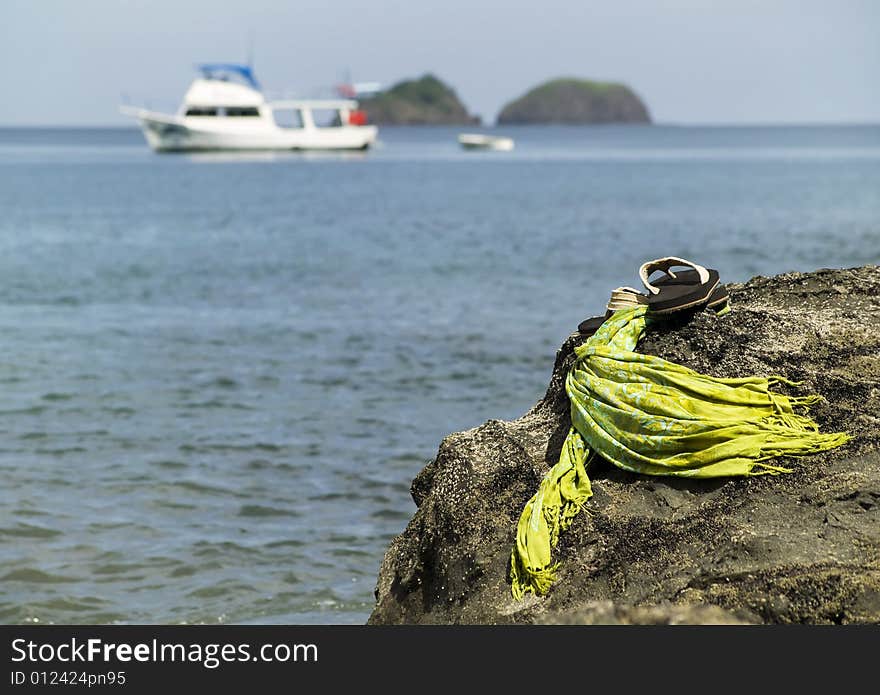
[135,112,377,153]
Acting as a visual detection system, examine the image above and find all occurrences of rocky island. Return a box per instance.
[359,74,480,126]
[497,78,651,125]
[369,265,880,624]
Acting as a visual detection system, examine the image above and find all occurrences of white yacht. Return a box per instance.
[121,64,378,153]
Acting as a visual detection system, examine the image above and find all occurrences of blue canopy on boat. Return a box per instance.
[196,64,260,90]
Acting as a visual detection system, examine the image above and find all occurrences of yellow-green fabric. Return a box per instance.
[510,304,850,599]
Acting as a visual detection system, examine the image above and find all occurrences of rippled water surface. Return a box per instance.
[0,124,878,624]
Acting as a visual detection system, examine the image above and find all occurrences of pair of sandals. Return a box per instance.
[578,257,730,336]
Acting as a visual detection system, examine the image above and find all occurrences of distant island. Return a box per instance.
[359,74,480,126]
[497,78,651,124]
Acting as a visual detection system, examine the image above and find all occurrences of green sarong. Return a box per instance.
[510,305,850,599]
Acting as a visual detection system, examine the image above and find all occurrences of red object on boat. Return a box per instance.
[348,110,368,126]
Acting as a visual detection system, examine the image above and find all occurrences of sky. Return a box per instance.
[1,0,878,126]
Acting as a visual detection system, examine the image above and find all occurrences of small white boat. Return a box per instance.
[458,133,515,151]
[121,64,378,153]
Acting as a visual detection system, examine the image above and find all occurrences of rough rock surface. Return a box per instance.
[497,78,651,124]
[369,266,880,624]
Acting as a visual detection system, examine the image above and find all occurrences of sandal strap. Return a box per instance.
[606,286,646,312]
[609,286,643,301]
[639,256,710,295]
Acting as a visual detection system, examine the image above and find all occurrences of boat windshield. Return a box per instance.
[196,64,261,90]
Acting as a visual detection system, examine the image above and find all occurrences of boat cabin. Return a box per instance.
[179,64,364,129]
[180,64,266,118]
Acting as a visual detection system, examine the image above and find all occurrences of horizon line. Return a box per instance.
[1,120,879,130]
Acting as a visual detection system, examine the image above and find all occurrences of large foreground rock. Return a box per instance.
[369,266,880,624]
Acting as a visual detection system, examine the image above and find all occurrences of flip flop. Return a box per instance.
[579,280,731,335]
[605,286,648,313]
[608,284,731,314]
[578,286,649,335]
[577,315,606,336]
[707,284,730,315]
[639,257,721,314]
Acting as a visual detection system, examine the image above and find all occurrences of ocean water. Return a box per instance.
[0,124,878,625]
